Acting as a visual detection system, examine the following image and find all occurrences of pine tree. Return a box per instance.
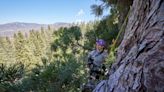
[13,32,33,68]
[0,37,8,63]
[0,37,15,64]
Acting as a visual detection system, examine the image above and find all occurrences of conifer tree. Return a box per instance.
[13,32,32,67]
[0,37,15,64]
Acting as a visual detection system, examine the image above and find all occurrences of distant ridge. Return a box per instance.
[0,22,71,37]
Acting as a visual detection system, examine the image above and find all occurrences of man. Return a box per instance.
[83,39,108,91]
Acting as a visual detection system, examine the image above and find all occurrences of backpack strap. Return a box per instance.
[94,49,104,57]
[88,49,104,65]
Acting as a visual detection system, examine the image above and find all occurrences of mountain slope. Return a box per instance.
[0,22,71,37]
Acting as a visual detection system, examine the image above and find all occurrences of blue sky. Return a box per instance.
[0,0,109,24]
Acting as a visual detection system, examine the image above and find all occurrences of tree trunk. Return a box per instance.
[94,0,164,92]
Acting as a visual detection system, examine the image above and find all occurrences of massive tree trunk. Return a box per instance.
[94,0,164,92]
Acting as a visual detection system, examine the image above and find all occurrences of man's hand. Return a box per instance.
[88,57,94,62]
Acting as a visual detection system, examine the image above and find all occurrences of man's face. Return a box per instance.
[96,44,104,51]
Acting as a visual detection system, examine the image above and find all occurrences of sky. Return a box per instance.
[0,0,109,24]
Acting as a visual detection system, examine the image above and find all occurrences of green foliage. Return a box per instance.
[0,15,120,92]
[13,32,38,70]
[91,0,132,28]
[0,26,54,91]
[51,26,82,53]
[83,17,119,50]
[0,63,25,88]
[1,53,86,92]
[0,37,15,63]
[91,4,103,17]
[0,25,87,92]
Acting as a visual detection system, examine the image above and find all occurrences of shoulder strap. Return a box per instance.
[94,49,104,57]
